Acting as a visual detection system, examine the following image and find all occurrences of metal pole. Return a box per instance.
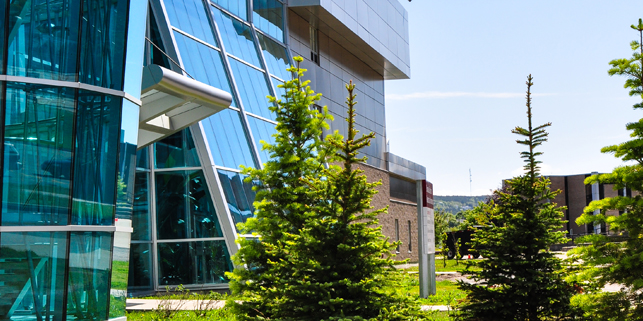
[417,180,436,297]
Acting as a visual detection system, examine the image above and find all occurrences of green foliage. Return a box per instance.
[456,76,580,321]
[227,57,430,320]
[566,19,643,321]
[434,196,489,216]
[434,208,455,247]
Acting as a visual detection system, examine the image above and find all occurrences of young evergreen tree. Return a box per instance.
[567,19,643,321]
[456,75,580,321]
[228,58,427,320]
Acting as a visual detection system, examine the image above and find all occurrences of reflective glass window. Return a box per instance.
[132,172,151,241]
[0,232,68,320]
[217,169,257,232]
[116,101,140,222]
[6,0,81,81]
[158,240,232,286]
[71,92,123,226]
[211,0,247,21]
[146,11,171,68]
[173,31,235,107]
[211,8,261,67]
[109,231,131,319]
[67,231,113,321]
[155,170,223,239]
[0,0,5,74]
[127,243,153,290]
[247,116,276,165]
[78,0,128,90]
[253,0,284,42]
[201,110,256,169]
[2,84,75,226]
[163,0,218,47]
[137,147,150,169]
[271,76,286,102]
[257,32,290,81]
[228,58,274,120]
[155,128,200,168]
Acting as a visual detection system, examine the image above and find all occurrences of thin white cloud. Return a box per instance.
[387,91,556,100]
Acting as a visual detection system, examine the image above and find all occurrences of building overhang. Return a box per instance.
[289,0,410,80]
[386,152,426,181]
[138,64,233,149]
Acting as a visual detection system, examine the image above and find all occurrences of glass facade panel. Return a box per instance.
[201,110,256,169]
[271,76,286,102]
[158,240,232,286]
[0,232,68,320]
[173,31,235,107]
[137,147,149,169]
[127,243,153,290]
[257,33,290,81]
[211,7,260,67]
[247,116,276,165]
[217,169,257,233]
[211,0,247,21]
[109,231,131,319]
[71,92,123,226]
[228,58,274,120]
[78,0,128,90]
[146,11,171,69]
[0,0,5,74]
[163,0,218,47]
[2,84,75,226]
[132,172,151,241]
[117,100,139,221]
[253,0,284,42]
[6,0,81,81]
[155,129,200,169]
[66,231,112,321]
[155,170,223,240]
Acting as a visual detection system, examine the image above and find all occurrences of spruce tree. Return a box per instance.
[567,19,643,321]
[456,75,580,321]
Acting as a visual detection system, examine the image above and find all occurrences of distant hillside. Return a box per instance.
[434,195,490,215]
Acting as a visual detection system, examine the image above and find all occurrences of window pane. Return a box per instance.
[217,169,257,233]
[211,7,260,67]
[2,84,75,226]
[0,232,68,320]
[6,0,81,81]
[67,231,112,321]
[132,172,151,241]
[137,147,149,169]
[78,0,128,90]
[163,0,218,47]
[127,243,153,290]
[0,0,5,74]
[158,240,232,286]
[71,92,123,226]
[257,33,290,81]
[211,0,247,21]
[154,128,200,169]
[117,100,139,221]
[109,231,131,319]
[247,116,276,165]
[155,170,223,240]
[228,58,274,120]
[253,0,284,42]
[201,110,256,169]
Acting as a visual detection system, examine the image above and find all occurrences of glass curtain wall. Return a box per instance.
[0,0,145,319]
[128,0,290,293]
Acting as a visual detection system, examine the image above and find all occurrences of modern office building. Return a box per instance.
[0,0,425,319]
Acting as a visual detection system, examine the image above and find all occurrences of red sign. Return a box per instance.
[422,180,434,209]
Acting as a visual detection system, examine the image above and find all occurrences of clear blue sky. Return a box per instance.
[385,0,643,196]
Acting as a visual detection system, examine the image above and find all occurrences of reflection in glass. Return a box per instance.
[109,231,131,319]
[247,116,276,165]
[0,0,5,74]
[201,110,256,169]
[158,241,232,286]
[217,169,257,232]
[71,91,123,226]
[137,147,149,169]
[270,76,287,102]
[116,101,140,222]
[132,172,151,241]
[155,170,223,240]
[228,58,274,120]
[164,0,217,47]
[211,0,247,21]
[211,8,261,67]
[78,0,128,90]
[127,243,153,290]
[146,11,171,69]
[0,232,67,320]
[257,33,290,81]
[2,84,75,226]
[6,0,81,81]
[253,0,284,42]
[67,232,112,321]
[155,128,200,169]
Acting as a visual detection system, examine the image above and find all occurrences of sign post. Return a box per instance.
[417,180,436,297]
